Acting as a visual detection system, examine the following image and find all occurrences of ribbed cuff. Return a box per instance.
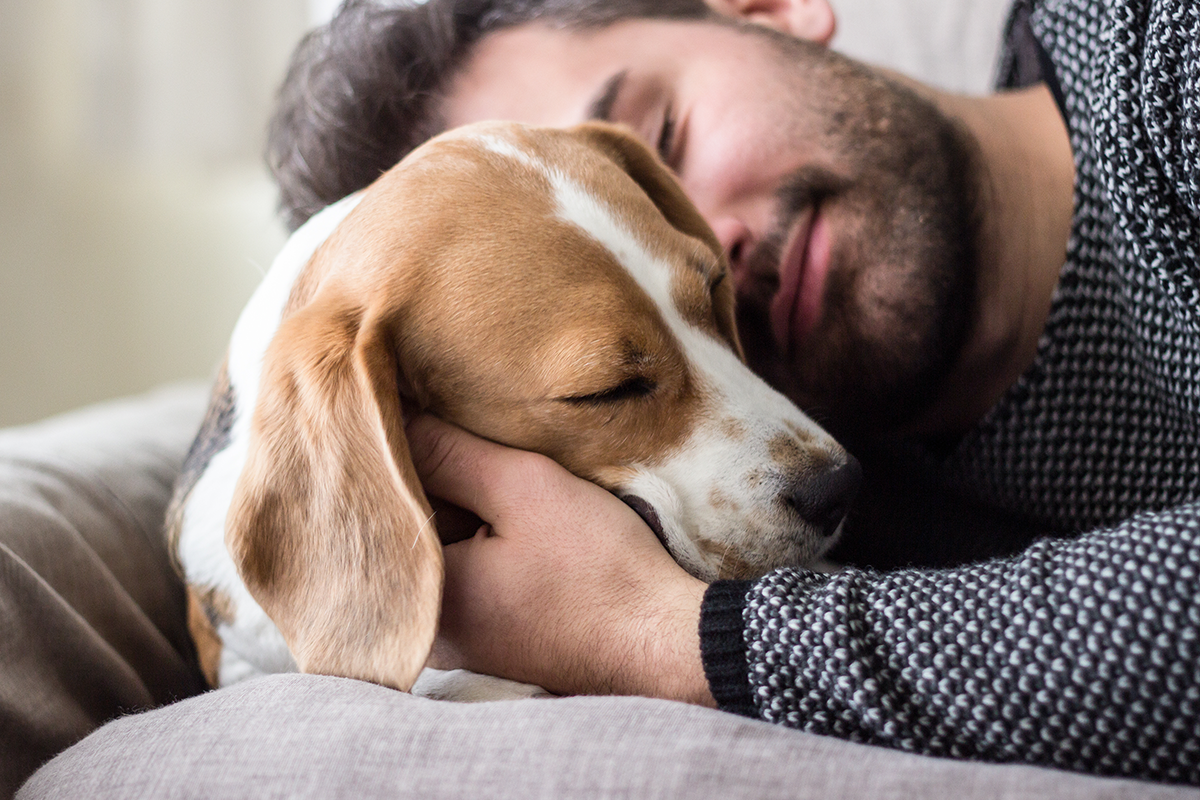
[699,580,756,718]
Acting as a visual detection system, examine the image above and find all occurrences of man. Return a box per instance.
[267,0,1199,784]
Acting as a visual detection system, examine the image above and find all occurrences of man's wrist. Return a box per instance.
[629,574,715,707]
[698,580,756,716]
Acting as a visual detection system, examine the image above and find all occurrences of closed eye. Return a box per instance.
[656,102,676,164]
[561,376,657,405]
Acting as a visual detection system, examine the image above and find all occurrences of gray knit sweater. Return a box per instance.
[700,0,1200,785]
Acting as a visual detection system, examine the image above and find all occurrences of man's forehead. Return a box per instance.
[442,19,698,130]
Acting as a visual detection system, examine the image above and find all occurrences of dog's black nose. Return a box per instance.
[788,456,862,538]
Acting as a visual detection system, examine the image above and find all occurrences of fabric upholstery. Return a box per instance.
[4,384,1197,798]
[0,385,209,797]
[20,672,1200,800]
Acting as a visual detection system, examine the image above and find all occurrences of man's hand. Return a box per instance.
[406,415,715,706]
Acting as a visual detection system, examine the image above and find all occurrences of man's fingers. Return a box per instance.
[407,414,541,518]
[406,415,496,513]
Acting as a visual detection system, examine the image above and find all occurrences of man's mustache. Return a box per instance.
[740,165,849,309]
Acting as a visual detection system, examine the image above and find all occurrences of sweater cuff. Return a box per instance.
[699,579,756,717]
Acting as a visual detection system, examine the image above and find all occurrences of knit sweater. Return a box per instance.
[699,0,1200,785]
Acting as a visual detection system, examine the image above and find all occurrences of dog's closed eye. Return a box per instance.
[708,270,727,294]
[560,376,657,405]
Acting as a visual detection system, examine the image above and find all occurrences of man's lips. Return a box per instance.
[769,204,832,356]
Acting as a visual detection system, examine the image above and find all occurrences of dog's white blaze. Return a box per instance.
[178,193,365,683]
[548,150,840,577]
[477,134,542,170]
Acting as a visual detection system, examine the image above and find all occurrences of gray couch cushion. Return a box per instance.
[20,673,1200,800]
[5,385,1199,799]
[0,385,209,797]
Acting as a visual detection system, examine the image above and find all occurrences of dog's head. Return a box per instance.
[221,121,859,690]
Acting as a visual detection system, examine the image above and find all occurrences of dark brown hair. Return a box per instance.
[267,0,713,230]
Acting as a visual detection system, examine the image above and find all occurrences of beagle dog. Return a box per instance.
[168,121,860,696]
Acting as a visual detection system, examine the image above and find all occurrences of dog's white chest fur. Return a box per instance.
[178,193,364,683]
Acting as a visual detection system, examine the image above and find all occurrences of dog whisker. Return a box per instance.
[413,511,436,550]
[718,541,732,580]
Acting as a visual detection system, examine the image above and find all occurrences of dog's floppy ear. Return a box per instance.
[571,121,724,260]
[226,285,441,691]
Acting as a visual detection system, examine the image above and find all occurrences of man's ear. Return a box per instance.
[705,0,836,45]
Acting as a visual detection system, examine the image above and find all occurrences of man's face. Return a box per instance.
[442,18,979,440]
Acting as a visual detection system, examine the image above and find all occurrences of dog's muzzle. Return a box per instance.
[785,455,862,539]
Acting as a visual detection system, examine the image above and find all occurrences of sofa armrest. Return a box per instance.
[0,384,210,797]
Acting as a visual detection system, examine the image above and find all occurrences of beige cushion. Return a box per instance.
[22,673,1200,800]
[6,385,1199,799]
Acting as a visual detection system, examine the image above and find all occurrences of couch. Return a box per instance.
[5,386,1199,799]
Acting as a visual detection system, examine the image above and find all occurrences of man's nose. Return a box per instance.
[708,217,753,283]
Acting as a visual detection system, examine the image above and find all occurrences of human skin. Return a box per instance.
[442,18,1072,440]
[409,415,715,705]
[410,3,1074,702]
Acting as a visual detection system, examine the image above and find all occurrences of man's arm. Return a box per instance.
[407,416,1200,786]
[709,514,1200,786]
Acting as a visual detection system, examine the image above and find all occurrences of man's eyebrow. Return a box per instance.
[586,70,628,122]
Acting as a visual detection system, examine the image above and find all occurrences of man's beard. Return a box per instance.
[735,43,981,445]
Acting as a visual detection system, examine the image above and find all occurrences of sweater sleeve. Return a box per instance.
[699,503,1200,785]
[1138,0,1199,223]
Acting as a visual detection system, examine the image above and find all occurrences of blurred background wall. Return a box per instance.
[0,0,315,426]
[0,0,1013,427]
